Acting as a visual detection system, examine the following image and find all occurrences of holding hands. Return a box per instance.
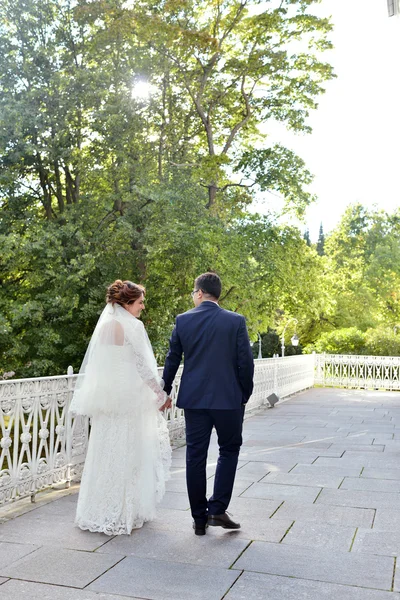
[159,397,172,412]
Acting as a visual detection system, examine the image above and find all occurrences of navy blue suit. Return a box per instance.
[163,301,254,524]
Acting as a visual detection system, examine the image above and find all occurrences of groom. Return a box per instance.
[163,272,254,535]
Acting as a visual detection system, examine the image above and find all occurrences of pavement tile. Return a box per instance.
[290,427,343,436]
[0,580,8,586]
[88,556,240,600]
[330,444,384,454]
[96,527,248,568]
[239,447,343,462]
[290,441,334,449]
[346,425,396,432]
[240,482,321,503]
[144,508,193,532]
[0,505,110,551]
[207,477,253,497]
[373,508,400,531]
[265,424,297,431]
[236,461,295,479]
[0,542,39,569]
[209,517,294,543]
[225,571,395,600]
[352,528,400,557]
[165,479,189,493]
[362,419,393,424]
[157,492,190,511]
[362,468,400,481]
[272,502,375,528]
[343,436,378,444]
[232,541,394,590]
[171,458,186,468]
[315,456,400,469]
[316,488,400,509]
[260,471,343,489]
[242,437,306,447]
[32,494,78,514]
[341,477,400,493]
[381,447,400,455]
[393,558,400,591]
[0,547,124,588]
[0,580,136,600]
[373,435,395,443]
[374,440,400,449]
[227,496,282,517]
[292,463,362,477]
[282,521,355,551]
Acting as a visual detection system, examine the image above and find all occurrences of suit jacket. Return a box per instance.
[162,301,254,410]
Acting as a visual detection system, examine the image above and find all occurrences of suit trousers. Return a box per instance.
[184,407,245,525]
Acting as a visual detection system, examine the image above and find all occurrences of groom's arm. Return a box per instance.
[236,316,255,402]
[162,319,183,395]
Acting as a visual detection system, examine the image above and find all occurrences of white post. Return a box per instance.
[273,355,278,396]
[65,365,74,489]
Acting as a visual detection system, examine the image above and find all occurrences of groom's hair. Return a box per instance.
[195,272,222,299]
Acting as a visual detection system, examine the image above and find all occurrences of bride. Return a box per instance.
[69,279,172,535]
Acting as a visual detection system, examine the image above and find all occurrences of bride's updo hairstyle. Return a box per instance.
[106,280,145,306]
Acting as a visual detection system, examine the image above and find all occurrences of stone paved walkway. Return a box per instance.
[2,387,400,599]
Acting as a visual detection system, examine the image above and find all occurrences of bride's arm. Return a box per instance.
[133,348,167,404]
[127,321,167,406]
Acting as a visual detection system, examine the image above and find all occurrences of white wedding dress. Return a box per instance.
[69,303,171,535]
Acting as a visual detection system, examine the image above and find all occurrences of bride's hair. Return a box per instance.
[106,280,145,306]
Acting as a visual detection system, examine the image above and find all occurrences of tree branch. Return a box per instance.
[222,75,254,155]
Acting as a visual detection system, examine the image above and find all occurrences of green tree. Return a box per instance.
[132,0,334,215]
[316,222,325,256]
[365,327,400,357]
[323,205,400,333]
[0,0,335,376]
[305,327,367,355]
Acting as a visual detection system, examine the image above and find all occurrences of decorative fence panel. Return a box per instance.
[1,355,314,506]
[315,354,400,390]
[0,371,89,506]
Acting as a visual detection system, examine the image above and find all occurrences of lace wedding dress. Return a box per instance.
[69,303,171,535]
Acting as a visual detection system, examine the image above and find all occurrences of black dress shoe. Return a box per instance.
[193,521,208,536]
[208,513,240,529]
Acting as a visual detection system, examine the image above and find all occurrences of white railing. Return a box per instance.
[0,370,88,507]
[0,355,314,506]
[249,355,315,409]
[315,353,400,390]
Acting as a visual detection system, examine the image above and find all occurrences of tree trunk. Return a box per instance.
[36,155,52,220]
[74,172,80,203]
[207,184,218,209]
[53,160,65,213]
[64,166,79,204]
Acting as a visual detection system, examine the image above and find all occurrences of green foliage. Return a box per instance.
[364,328,400,357]
[305,327,367,355]
[237,145,317,218]
[0,0,344,376]
[304,326,400,357]
[323,204,400,334]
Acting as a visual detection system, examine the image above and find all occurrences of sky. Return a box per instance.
[253,0,400,241]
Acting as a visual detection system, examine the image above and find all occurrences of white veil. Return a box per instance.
[69,303,166,417]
